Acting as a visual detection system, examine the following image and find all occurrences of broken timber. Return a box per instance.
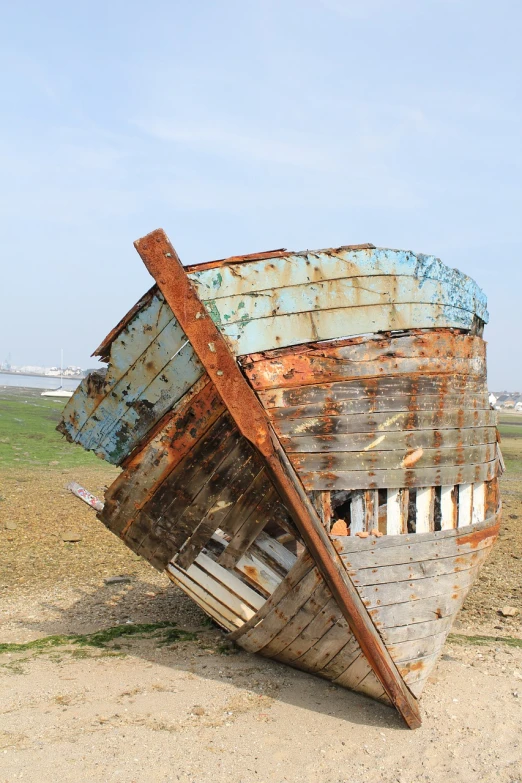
[59,228,502,730]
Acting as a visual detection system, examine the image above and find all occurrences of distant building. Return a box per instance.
[515,401,522,412]
[489,392,497,407]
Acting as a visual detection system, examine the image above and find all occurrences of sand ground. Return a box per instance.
[0,434,521,782]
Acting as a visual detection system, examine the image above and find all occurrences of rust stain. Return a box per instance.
[456,522,500,548]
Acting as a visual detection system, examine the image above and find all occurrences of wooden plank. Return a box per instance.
[282,426,497,454]
[276,597,340,663]
[259,581,333,657]
[100,378,224,535]
[350,492,365,535]
[338,516,497,556]
[359,565,480,609]
[269,392,489,421]
[301,459,497,491]
[218,486,286,568]
[319,635,362,679]
[166,566,243,631]
[386,489,409,535]
[335,652,373,688]
[176,460,263,571]
[416,487,435,533]
[458,484,473,527]
[295,618,352,672]
[258,368,486,410]
[234,550,283,597]
[364,490,379,532]
[228,552,315,641]
[189,247,488,323]
[291,443,495,473]
[472,481,486,525]
[77,316,204,463]
[399,652,441,684]
[379,616,455,645]
[238,568,324,653]
[275,408,496,437]
[218,303,481,355]
[440,485,458,530]
[136,228,423,729]
[389,631,449,664]
[244,333,486,391]
[368,588,469,629]
[348,546,490,586]
[250,532,298,575]
[170,438,258,567]
[204,275,485,327]
[193,551,265,611]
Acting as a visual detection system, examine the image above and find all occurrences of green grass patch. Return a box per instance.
[449,633,522,648]
[0,622,197,654]
[0,391,100,469]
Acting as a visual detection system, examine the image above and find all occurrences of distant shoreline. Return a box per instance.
[0,370,85,380]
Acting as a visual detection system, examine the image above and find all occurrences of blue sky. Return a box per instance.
[1,0,520,388]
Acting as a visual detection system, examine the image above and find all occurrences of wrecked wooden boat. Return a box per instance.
[59,230,501,728]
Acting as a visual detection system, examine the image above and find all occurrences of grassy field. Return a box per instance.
[498,411,522,472]
[0,387,101,470]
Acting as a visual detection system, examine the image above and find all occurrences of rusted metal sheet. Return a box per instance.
[134,228,422,730]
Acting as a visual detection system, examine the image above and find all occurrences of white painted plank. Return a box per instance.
[472,481,486,525]
[458,483,473,527]
[350,492,365,535]
[416,487,435,533]
[440,485,457,530]
[386,488,408,535]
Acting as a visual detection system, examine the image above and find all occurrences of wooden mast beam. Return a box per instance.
[134,228,422,730]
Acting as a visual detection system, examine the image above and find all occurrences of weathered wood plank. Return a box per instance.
[458,483,473,527]
[319,635,362,679]
[259,374,487,409]
[234,550,283,597]
[472,481,486,525]
[348,545,490,586]
[238,568,324,653]
[193,551,265,611]
[218,485,287,568]
[295,618,352,672]
[223,301,483,360]
[336,521,499,568]
[166,567,240,631]
[189,247,487,323]
[399,652,441,684]
[259,581,333,657]
[175,445,262,570]
[369,588,469,629]
[100,378,224,535]
[364,489,379,533]
[416,487,435,533]
[440,485,458,530]
[290,443,495,473]
[244,333,486,391]
[359,565,480,609]
[78,317,204,462]
[249,531,298,576]
[386,489,409,535]
[389,631,449,664]
[275,409,496,437]
[229,552,315,641]
[276,597,340,663]
[281,426,497,453]
[204,275,485,328]
[334,653,373,689]
[269,392,489,421]
[378,616,455,645]
[300,459,497,491]
[350,492,365,535]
